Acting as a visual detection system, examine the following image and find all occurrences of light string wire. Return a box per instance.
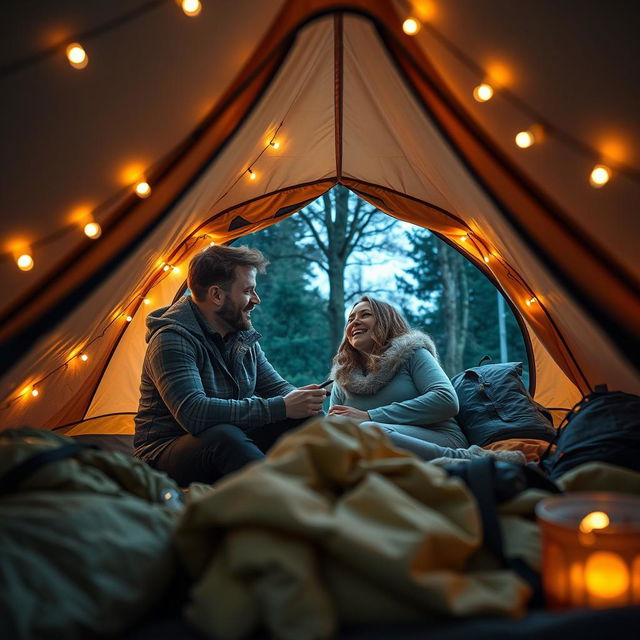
[397,0,640,181]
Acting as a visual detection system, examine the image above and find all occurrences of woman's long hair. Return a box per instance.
[332,296,410,383]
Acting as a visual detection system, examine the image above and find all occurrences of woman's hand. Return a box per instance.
[328,405,370,424]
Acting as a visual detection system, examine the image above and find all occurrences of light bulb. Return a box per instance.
[80,353,89,362]
[483,256,490,263]
[172,266,180,275]
[31,388,39,397]
[402,18,421,35]
[135,181,151,198]
[460,234,468,242]
[83,221,102,239]
[525,297,537,307]
[126,315,133,323]
[181,0,202,17]
[163,264,170,272]
[473,83,494,102]
[269,141,280,150]
[143,298,150,305]
[17,253,34,271]
[248,169,256,181]
[66,43,88,69]
[209,241,215,247]
[590,164,611,187]
[515,130,535,149]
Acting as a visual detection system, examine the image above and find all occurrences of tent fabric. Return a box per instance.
[0,0,638,434]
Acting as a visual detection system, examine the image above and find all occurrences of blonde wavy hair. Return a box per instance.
[332,296,410,382]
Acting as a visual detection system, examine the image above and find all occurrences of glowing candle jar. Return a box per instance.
[536,492,640,610]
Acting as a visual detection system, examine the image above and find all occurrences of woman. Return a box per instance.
[328,296,525,463]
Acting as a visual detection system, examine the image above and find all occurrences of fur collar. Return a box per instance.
[331,330,438,395]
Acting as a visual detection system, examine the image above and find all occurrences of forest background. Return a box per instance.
[238,185,527,387]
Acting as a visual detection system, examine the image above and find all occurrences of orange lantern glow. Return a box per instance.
[536,492,640,610]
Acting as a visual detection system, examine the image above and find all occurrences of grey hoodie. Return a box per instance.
[134,296,294,464]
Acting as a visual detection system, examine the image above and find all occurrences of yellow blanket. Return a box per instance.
[176,417,533,639]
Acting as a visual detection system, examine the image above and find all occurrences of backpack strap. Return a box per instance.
[450,457,545,606]
[0,441,96,496]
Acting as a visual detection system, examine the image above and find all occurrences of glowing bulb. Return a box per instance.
[143,298,150,305]
[483,256,490,263]
[579,511,610,533]
[17,253,34,271]
[31,388,39,397]
[83,221,102,239]
[269,141,280,150]
[473,83,494,102]
[460,234,468,242]
[126,315,133,322]
[247,169,256,181]
[163,264,171,272]
[402,18,421,35]
[525,297,537,307]
[590,164,611,187]
[135,181,151,198]
[209,241,215,247]
[172,266,180,275]
[80,353,89,362]
[515,130,535,149]
[181,0,202,17]
[66,43,88,69]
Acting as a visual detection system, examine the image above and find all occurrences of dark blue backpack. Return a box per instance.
[541,388,640,480]
[451,362,555,447]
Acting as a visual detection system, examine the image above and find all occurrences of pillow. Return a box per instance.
[451,362,555,447]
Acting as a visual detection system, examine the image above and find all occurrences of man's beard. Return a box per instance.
[218,297,253,332]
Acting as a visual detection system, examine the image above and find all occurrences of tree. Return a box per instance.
[398,228,528,378]
[292,185,399,356]
[239,217,332,385]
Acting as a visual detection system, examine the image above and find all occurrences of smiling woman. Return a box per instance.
[329,296,525,464]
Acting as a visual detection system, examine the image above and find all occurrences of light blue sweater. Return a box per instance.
[329,332,462,442]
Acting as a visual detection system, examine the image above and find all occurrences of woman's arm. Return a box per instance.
[367,349,459,426]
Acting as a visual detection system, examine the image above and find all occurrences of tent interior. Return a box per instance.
[0,0,638,438]
[1,0,640,636]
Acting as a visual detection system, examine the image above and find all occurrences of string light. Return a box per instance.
[83,221,102,239]
[459,234,468,242]
[483,255,490,263]
[143,298,151,305]
[163,264,171,272]
[80,353,89,362]
[473,83,494,102]
[135,181,151,198]
[31,388,39,398]
[125,315,133,323]
[247,168,257,181]
[16,253,34,271]
[515,130,535,149]
[269,141,280,150]
[66,43,88,70]
[181,0,202,17]
[589,164,611,188]
[402,18,421,35]
[525,297,537,306]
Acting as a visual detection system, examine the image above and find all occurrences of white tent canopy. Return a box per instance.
[0,0,638,435]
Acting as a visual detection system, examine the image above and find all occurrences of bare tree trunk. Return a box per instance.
[438,246,459,376]
[326,186,349,357]
[455,253,469,372]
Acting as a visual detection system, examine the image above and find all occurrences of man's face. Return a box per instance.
[217,265,260,332]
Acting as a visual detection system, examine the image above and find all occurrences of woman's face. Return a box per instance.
[346,301,376,354]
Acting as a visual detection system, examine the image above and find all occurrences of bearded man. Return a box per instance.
[134,245,326,486]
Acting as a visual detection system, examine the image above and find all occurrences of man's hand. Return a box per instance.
[327,405,370,424]
[284,385,327,418]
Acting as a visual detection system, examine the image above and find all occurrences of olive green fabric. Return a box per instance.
[0,427,181,640]
[175,416,532,640]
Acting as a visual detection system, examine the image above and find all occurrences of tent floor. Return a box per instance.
[121,604,640,639]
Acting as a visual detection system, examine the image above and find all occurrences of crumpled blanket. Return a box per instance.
[175,417,532,639]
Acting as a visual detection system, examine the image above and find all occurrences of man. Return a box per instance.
[134,244,326,486]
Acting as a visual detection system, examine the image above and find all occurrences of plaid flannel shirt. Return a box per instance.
[134,296,295,463]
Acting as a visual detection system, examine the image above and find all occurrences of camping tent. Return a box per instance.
[0,0,638,438]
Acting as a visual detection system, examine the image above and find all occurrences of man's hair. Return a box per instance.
[187,245,268,302]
